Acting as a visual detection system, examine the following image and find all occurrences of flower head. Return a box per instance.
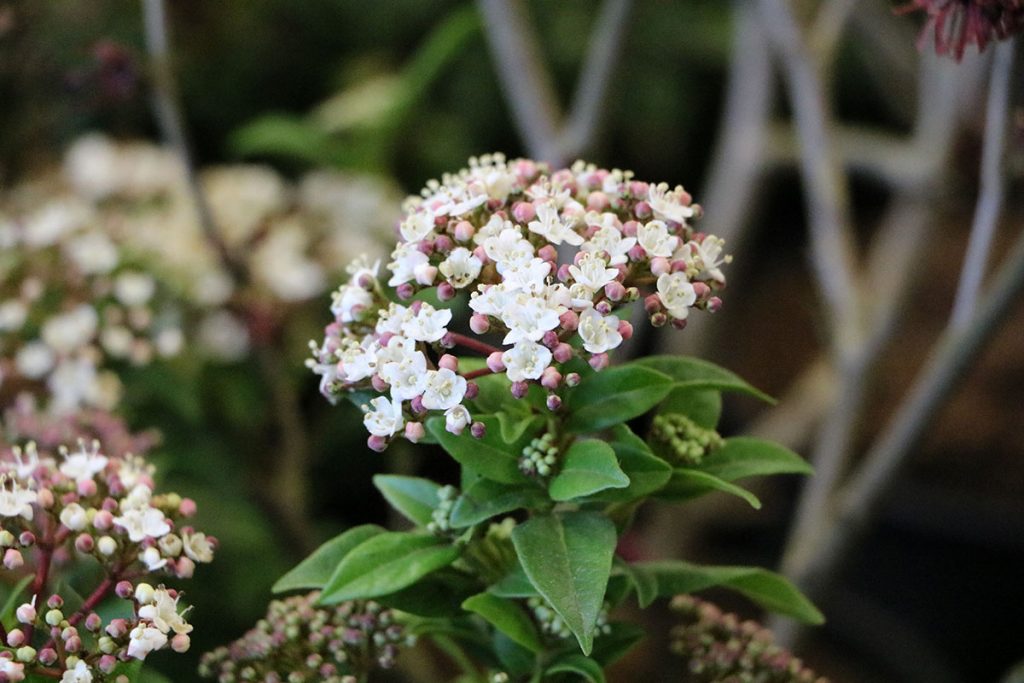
[899,0,1024,59]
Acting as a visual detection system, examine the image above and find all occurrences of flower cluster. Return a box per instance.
[199,593,410,683]
[528,596,611,642]
[650,414,724,466]
[0,436,215,681]
[309,155,729,449]
[669,595,828,683]
[899,0,1024,59]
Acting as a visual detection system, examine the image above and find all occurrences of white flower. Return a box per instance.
[387,241,431,287]
[502,294,562,345]
[375,303,414,336]
[113,506,171,542]
[23,199,90,247]
[182,530,214,563]
[376,338,428,400]
[141,546,168,571]
[422,369,467,411]
[691,236,730,284]
[580,224,636,266]
[41,305,99,354]
[568,253,618,292]
[502,342,552,382]
[100,326,134,358]
[657,272,697,319]
[60,503,88,531]
[469,284,512,318]
[8,444,52,481]
[404,304,452,343]
[472,214,508,245]
[363,397,405,437]
[331,284,372,323]
[578,308,623,354]
[60,660,92,683]
[399,211,436,242]
[637,220,678,258]
[127,624,168,660]
[647,183,695,224]
[0,477,37,520]
[65,231,119,275]
[439,248,482,288]
[114,272,157,306]
[444,405,471,434]
[15,342,55,380]
[483,228,534,272]
[138,588,193,635]
[0,658,25,682]
[0,300,28,332]
[60,442,109,482]
[527,202,584,246]
[501,257,551,293]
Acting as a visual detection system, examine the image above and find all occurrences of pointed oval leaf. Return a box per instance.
[511,512,616,655]
[632,560,824,624]
[320,532,460,603]
[588,426,671,503]
[428,416,531,484]
[549,440,630,502]
[273,524,385,593]
[636,355,774,403]
[657,469,762,509]
[373,475,443,527]
[658,386,722,428]
[462,593,544,654]
[698,437,813,481]
[565,365,675,434]
[449,479,548,529]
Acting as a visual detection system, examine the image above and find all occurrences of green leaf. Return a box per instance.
[698,437,813,481]
[462,593,544,654]
[658,386,722,428]
[549,440,630,501]
[320,532,460,603]
[497,412,543,444]
[633,560,825,624]
[0,575,33,622]
[588,426,671,503]
[636,356,774,403]
[489,563,538,599]
[373,475,443,527]
[428,416,530,484]
[546,654,607,683]
[613,558,659,608]
[273,524,385,593]
[589,622,647,667]
[377,570,480,617]
[565,365,675,434]
[449,479,547,529]
[658,469,762,509]
[511,512,616,654]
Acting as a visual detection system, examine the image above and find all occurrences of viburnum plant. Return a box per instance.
[290,155,823,682]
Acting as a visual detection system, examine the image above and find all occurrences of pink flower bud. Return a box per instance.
[371,374,389,392]
[604,282,626,301]
[99,655,117,673]
[650,312,668,327]
[470,422,487,439]
[77,479,97,497]
[595,301,612,315]
[486,352,505,373]
[367,435,388,452]
[565,372,581,387]
[546,394,562,411]
[589,353,610,371]
[537,244,558,262]
[409,396,426,415]
[171,634,191,653]
[75,534,94,553]
[542,330,560,349]
[64,636,81,653]
[15,603,35,624]
[36,489,54,509]
[176,557,196,579]
[627,244,646,261]
[707,296,723,313]
[634,201,652,219]
[541,368,562,390]
[92,509,113,530]
[559,311,579,332]
[469,314,490,334]
[46,595,63,609]
[115,581,134,599]
[670,259,688,274]
[3,549,23,570]
[622,220,639,237]
[587,191,609,211]
[556,264,572,282]
[434,235,453,253]
[692,282,711,299]
[439,354,458,371]
[101,497,118,512]
[7,630,24,647]
[437,281,456,300]
[644,294,663,314]
[464,382,479,400]
[404,422,425,443]
[671,318,688,330]
[396,283,415,300]
[618,320,634,340]
[454,220,475,242]
[38,648,57,666]
[650,257,670,277]
[106,619,128,638]
[357,272,375,289]
[178,499,197,517]
[439,332,456,349]
[85,613,102,632]
[510,381,529,399]
[553,343,574,363]
[417,239,434,255]
[512,201,536,223]
[472,245,488,262]
[18,532,34,547]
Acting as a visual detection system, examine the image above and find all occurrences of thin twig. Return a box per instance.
[950,39,1017,328]
[476,0,562,162]
[757,0,863,359]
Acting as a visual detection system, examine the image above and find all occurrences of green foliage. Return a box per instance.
[548,440,629,502]
[462,593,545,654]
[428,415,532,485]
[373,475,443,526]
[449,479,548,529]
[564,365,675,433]
[273,524,384,593]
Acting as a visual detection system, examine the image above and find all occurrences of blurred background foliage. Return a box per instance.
[1,1,1023,682]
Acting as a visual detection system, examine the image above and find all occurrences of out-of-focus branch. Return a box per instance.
[810,0,862,62]
[477,0,633,165]
[756,0,863,359]
[950,39,1017,329]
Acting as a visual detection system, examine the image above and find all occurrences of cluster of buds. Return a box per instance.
[519,432,559,478]
[528,596,610,642]
[669,596,828,683]
[650,414,724,466]
[426,485,458,535]
[898,0,1024,59]
[0,436,214,681]
[199,593,410,683]
[308,155,730,449]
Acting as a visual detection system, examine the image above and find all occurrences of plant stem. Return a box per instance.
[446,332,502,357]
[67,575,115,627]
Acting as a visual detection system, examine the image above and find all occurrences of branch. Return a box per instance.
[757,0,863,358]
[950,39,1017,329]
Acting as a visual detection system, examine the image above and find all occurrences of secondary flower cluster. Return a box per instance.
[899,0,1024,59]
[669,595,827,683]
[309,155,729,449]
[0,436,215,681]
[199,593,409,683]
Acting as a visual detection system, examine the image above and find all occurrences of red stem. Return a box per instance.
[67,575,115,627]
[462,367,497,381]
[446,332,502,357]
